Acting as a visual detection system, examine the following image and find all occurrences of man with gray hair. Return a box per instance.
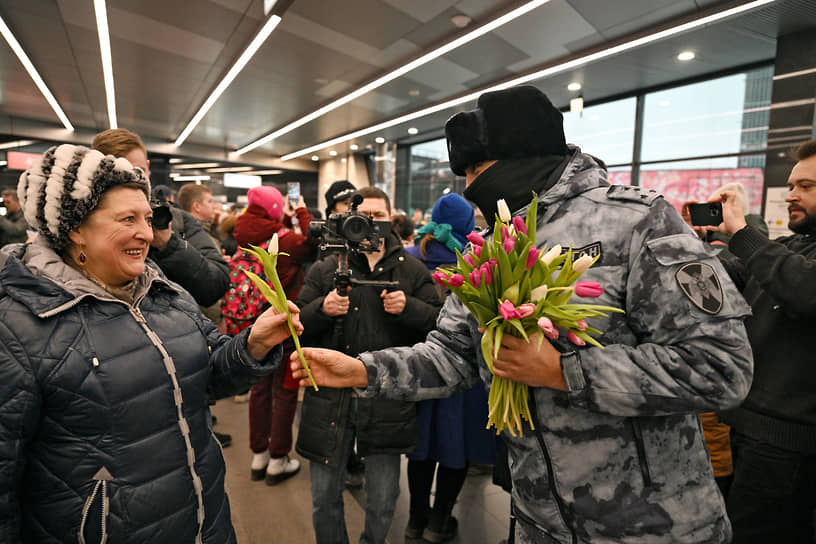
[0,188,27,247]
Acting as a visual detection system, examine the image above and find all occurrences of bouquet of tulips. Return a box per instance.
[431,195,623,436]
[242,233,318,390]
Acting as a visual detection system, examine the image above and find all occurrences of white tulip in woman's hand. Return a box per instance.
[247,300,303,360]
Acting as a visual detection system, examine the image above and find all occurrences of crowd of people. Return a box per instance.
[0,84,813,544]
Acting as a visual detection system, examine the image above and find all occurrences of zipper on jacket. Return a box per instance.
[528,393,577,544]
[78,468,112,544]
[630,419,652,487]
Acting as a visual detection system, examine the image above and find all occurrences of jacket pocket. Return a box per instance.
[630,419,652,488]
[78,468,113,544]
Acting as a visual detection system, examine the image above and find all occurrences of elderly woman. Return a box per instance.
[0,144,301,543]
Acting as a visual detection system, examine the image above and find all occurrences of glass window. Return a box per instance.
[641,67,772,162]
[639,154,765,214]
[395,138,460,218]
[563,97,636,166]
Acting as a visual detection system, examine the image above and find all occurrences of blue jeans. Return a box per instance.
[727,432,816,543]
[310,399,401,544]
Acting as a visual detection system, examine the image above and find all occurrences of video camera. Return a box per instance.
[150,199,173,230]
[308,194,389,254]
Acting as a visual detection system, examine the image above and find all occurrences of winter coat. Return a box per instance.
[234,204,315,300]
[720,226,816,452]
[357,148,753,543]
[0,240,281,543]
[148,207,230,307]
[295,233,442,466]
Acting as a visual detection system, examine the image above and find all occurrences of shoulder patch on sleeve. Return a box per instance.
[606,185,662,205]
[676,262,723,314]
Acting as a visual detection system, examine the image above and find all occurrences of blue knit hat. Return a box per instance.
[413,193,474,251]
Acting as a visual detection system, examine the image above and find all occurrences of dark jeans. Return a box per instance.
[248,350,298,457]
[727,432,816,543]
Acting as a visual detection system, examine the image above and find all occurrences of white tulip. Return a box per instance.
[530,285,548,302]
[497,199,512,223]
[539,244,562,266]
[269,232,279,255]
[572,254,594,276]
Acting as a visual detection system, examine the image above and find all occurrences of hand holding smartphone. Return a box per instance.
[688,202,723,227]
[286,182,300,210]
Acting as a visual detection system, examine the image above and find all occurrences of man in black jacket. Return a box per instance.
[711,139,816,542]
[296,186,442,544]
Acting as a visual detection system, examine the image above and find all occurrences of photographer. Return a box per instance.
[92,129,230,308]
[295,186,442,544]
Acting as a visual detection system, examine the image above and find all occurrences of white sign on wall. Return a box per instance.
[764,187,792,238]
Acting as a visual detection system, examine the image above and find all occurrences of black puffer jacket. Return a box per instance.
[0,241,281,543]
[295,233,441,466]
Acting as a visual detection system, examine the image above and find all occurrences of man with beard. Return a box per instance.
[709,139,816,543]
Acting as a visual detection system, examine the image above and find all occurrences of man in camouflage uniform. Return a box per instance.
[293,85,753,543]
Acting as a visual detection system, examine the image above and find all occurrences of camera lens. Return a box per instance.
[341,215,370,242]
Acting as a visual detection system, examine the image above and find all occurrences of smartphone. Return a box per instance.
[689,202,723,226]
[286,182,300,207]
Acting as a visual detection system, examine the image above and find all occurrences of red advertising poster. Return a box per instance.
[7,151,41,171]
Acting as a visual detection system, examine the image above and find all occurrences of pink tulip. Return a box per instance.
[469,268,482,288]
[480,262,493,285]
[448,274,465,288]
[473,244,482,258]
[489,258,498,268]
[567,330,586,346]
[512,216,527,235]
[431,270,449,287]
[501,226,511,242]
[503,237,515,253]
[464,254,477,267]
[466,232,485,246]
[517,303,536,319]
[499,300,522,320]
[537,317,559,340]
[526,247,540,269]
[576,319,588,331]
[574,281,603,298]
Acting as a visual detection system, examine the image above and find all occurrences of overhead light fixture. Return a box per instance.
[168,158,184,163]
[206,166,254,173]
[311,155,319,161]
[236,0,553,155]
[349,144,359,151]
[408,127,419,135]
[173,175,211,181]
[173,162,220,169]
[567,82,582,91]
[329,150,338,156]
[246,169,283,175]
[0,161,7,167]
[0,140,34,150]
[375,137,385,144]
[280,0,775,161]
[341,158,347,163]
[408,89,420,97]
[94,0,117,129]
[174,14,282,146]
[0,14,74,130]
[677,51,695,61]
[450,14,472,28]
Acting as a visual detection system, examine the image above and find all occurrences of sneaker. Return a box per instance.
[213,431,232,448]
[422,515,457,543]
[265,455,300,485]
[250,451,271,481]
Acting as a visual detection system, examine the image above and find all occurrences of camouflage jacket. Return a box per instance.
[358,149,753,543]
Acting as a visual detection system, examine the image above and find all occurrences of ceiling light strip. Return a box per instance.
[772,66,816,80]
[281,0,776,161]
[174,15,282,147]
[0,140,35,150]
[236,0,552,155]
[0,15,74,131]
[94,0,117,129]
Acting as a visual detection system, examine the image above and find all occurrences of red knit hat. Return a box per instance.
[247,185,284,220]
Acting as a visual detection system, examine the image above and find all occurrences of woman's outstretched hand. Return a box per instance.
[247,301,303,360]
